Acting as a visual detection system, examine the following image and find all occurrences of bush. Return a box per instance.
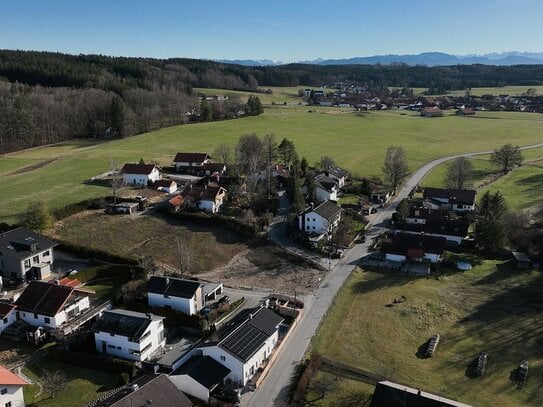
[75,265,145,283]
[50,349,138,379]
[292,354,323,405]
[119,372,130,385]
[51,197,111,221]
[58,241,139,265]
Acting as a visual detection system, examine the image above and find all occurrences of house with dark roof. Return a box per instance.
[0,302,17,334]
[14,280,93,329]
[298,201,342,236]
[423,187,476,212]
[146,276,204,315]
[405,207,443,224]
[173,152,210,173]
[322,166,349,188]
[93,309,165,362]
[121,163,161,186]
[395,219,470,244]
[382,233,447,263]
[155,179,177,194]
[0,365,28,407]
[92,374,192,407]
[198,306,283,386]
[312,174,339,202]
[203,162,227,176]
[370,380,472,407]
[0,227,58,281]
[169,355,231,403]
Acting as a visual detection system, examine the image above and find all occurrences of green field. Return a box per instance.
[422,147,543,210]
[391,86,543,97]
[1,106,542,223]
[310,260,543,407]
[194,86,325,105]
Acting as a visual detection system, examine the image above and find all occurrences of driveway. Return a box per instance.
[243,142,543,406]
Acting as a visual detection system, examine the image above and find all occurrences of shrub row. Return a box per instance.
[50,348,138,379]
[157,206,259,237]
[58,240,139,265]
[51,197,112,221]
[75,264,145,283]
[292,353,323,405]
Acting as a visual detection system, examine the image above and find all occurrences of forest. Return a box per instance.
[1,49,543,154]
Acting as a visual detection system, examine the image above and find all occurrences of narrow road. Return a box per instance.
[243,142,543,406]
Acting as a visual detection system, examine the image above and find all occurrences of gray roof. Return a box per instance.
[0,227,58,261]
[314,174,338,192]
[217,307,283,363]
[172,356,230,390]
[93,309,163,340]
[326,166,349,178]
[423,187,476,206]
[312,200,342,221]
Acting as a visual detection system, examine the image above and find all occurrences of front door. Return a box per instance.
[102,341,107,353]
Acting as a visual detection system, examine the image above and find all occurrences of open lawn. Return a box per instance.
[310,260,543,407]
[194,86,323,105]
[49,212,247,273]
[1,105,542,223]
[23,357,118,407]
[422,146,543,210]
[445,86,543,97]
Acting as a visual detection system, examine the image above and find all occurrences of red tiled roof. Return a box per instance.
[48,277,81,288]
[168,195,184,207]
[0,365,28,386]
[0,302,16,319]
[423,107,442,113]
[121,163,157,175]
[173,152,209,163]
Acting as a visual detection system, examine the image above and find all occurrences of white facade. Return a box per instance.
[18,295,90,329]
[168,374,210,403]
[123,167,160,186]
[0,309,17,334]
[148,290,202,316]
[396,229,463,245]
[175,160,209,172]
[0,385,25,407]
[385,252,441,264]
[316,185,337,202]
[95,317,165,362]
[298,210,341,235]
[201,331,278,386]
[1,249,54,281]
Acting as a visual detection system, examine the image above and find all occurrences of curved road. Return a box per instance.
[244,142,543,407]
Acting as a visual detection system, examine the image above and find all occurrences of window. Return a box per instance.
[107,344,115,349]
[312,226,315,230]
[110,333,115,337]
[2,318,7,324]
[306,217,310,222]
[5,402,12,407]
[220,355,226,361]
[313,218,316,222]
[33,256,39,263]
[164,294,170,299]
[44,317,50,324]
[43,250,50,256]
[24,259,31,268]
[306,226,310,230]
[0,388,7,395]
[117,346,122,350]
[34,313,38,319]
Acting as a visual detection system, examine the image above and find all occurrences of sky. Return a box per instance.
[0,0,542,61]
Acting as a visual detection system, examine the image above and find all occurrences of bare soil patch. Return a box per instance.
[9,157,59,175]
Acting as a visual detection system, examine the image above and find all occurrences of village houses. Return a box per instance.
[146,276,204,315]
[121,163,161,186]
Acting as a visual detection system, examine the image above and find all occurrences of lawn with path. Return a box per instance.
[310,260,543,407]
[1,106,542,223]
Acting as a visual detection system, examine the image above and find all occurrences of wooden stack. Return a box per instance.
[426,334,440,357]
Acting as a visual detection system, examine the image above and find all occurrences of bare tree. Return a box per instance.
[304,377,338,404]
[41,369,68,399]
[263,134,277,198]
[445,156,474,189]
[108,158,124,203]
[213,143,232,165]
[175,234,192,277]
[490,143,523,173]
[319,156,335,171]
[382,146,409,195]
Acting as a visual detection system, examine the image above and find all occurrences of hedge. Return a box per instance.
[75,264,145,283]
[51,197,112,221]
[157,206,259,237]
[50,349,138,379]
[58,240,139,265]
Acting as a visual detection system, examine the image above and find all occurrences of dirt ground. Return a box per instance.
[198,244,326,295]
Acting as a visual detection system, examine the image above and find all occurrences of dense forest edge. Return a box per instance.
[1,49,543,154]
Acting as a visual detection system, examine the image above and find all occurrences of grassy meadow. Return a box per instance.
[1,104,542,223]
[310,261,543,407]
[194,86,327,105]
[391,86,543,97]
[422,146,543,210]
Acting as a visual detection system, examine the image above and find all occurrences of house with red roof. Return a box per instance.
[121,163,161,186]
[420,107,444,117]
[0,365,27,407]
[182,180,227,213]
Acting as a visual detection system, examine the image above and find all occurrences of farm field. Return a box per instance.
[422,146,543,210]
[392,86,543,97]
[310,261,543,407]
[1,106,542,223]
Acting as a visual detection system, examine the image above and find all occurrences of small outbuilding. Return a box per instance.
[512,251,531,268]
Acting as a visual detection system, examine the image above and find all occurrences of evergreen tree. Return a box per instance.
[277,138,298,167]
[200,96,212,122]
[305,175,317,205]
[288,160,305,214]
[300,157,309,176]
[396,199,409,221]
[475,191,508,250]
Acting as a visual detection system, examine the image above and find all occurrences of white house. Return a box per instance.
[198,306,283,387]
[146,276,203,315]
[382,233,446,264]
[155,179,178,194]
[94,309,165,362]
[310,174,339,202]
[0,365,27,407]
[203,162,227,176]
[298,200,342,236]
[322,167,349,188]
[173,152,210,173]
[14,280,92,329]
[423,187,476,212]
[169,356,231,403]
[0,227,58,281]
[0,303,17,334]
[121,163,161,186]
[183,183,227,213]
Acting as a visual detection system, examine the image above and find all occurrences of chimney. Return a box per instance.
[248,313,253,320]
[131,384,139,392]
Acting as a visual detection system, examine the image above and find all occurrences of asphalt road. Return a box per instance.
[243,142,543,407]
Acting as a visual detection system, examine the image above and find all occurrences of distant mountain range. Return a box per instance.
[217,52,543,67]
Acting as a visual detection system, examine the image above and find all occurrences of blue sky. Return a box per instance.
[0,0,542,61]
